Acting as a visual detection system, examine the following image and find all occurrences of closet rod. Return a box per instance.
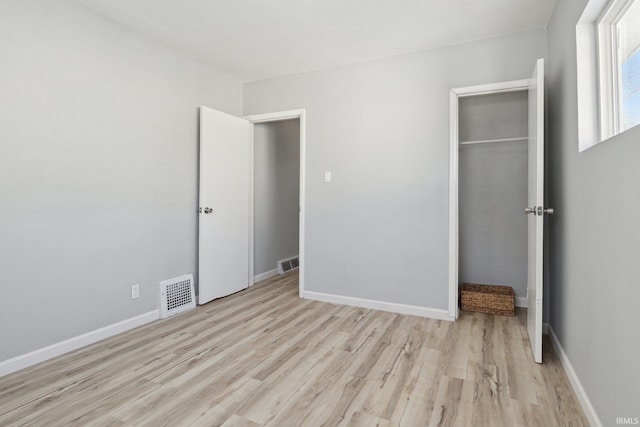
[459,137,528,146]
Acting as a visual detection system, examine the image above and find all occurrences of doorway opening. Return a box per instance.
[252,119,300,283]
[458,90,529,310]
[449,79,531,319]
[449,59,546,363]
[247,110,306,298]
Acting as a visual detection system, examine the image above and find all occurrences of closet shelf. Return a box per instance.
[459,137,528,146]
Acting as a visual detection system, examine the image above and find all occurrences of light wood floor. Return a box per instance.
[0,271,588,426]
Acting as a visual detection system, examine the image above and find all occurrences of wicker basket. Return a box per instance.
[460,283,515,316]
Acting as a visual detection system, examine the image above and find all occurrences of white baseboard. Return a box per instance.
[548,326,603,427]
[515,296,528,308]
[254,269,278,283]
[303,291,453,321]
[0,310,159,378]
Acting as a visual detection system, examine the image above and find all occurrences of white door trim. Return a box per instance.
[245,109,306,298]
[448,79,529,320]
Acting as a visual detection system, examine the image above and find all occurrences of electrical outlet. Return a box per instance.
[131,284,140,300]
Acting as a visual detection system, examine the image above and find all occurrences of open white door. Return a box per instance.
[198,106,251,305]
[526,59,546,363]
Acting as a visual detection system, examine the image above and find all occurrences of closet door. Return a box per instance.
[526,58,545,364]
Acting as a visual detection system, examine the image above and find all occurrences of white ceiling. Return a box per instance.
[78,0,558,82]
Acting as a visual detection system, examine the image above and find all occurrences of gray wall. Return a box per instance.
[254,120,300,276]
[0,0,242,361]
[547,0,640,423]
[458,92,529,142]
[244,29,547,310]
[458,93,528,300]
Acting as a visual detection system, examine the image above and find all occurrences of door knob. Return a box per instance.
[203,207,213,214]
[524,207,536,215]
[536,206,555,216]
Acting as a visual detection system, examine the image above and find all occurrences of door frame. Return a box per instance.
[448,79,529,320]
[245,109,306,298]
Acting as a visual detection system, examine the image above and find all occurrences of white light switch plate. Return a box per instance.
[324,170,332,183]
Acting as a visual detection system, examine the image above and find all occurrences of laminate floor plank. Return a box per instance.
[263,311,398,427]
[0,271,589,426]
[0,280,297,416]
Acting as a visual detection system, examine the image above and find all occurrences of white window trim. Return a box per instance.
[597,0,636,139]
[576,0,638,151]
[576,21,601,152]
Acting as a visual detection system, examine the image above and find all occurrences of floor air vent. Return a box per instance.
[160,274,195,319]
[277,255,299,274]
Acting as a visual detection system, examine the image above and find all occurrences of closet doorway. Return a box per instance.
[448,59,549,363]
[458,90,529,308]
[246,110,306,297]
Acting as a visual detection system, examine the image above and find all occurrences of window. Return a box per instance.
[598,0,640,138]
